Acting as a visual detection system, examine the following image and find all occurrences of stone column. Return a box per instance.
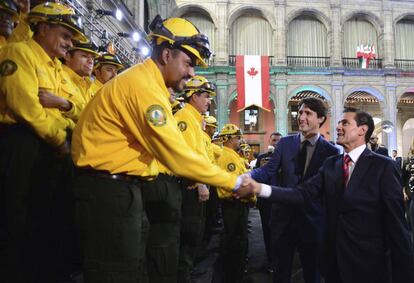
[331,73,344,142]
[274,0,287,66]
[275,73,288,135]
[385,77,397,153]
[216,73,229,128]
[215,0,229,65]
[382,3,395,68]
[330,1,342,67]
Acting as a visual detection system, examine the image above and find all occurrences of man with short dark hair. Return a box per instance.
[237,108,414,283]
[246,97,339,283]
[369,133,389,156]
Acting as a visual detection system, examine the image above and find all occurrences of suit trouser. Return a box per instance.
[257,198,273,264]
[73,172,148,283]
[220,199,249,283]
[178,186,206,283]
[142,175,182,283]
[0,125,63,283]
[272,228,321,283]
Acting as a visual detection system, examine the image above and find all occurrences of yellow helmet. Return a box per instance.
[204,115,218,128]
[183,75,216,98]
[219,124,241,137]
[28,2,87,43]
[70,40,100,58]
[147,15,212,67]
[240,143,251,152]
[0,0,19,21]
[93,53,124,70]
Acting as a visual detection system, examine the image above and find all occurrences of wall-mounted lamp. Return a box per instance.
[118,32,141,42]
[96,8,123,21]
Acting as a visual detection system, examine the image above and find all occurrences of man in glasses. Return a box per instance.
[71,15,242,282]
[0,2,87,281]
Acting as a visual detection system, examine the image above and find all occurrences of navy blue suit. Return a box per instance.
[251,134,338,283]
[267,149,414,283]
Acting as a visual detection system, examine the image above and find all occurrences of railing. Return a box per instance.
[228,55,274,66]
[395,59,414,70]
[342,57,383,69]
[287,56,330,67]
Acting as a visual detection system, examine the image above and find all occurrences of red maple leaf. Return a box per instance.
[247,67,258,77]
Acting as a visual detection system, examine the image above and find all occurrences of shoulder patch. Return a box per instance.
[178,121,187,132]
[146,104,167,127]
[227,163,236,172]
[0,60,17,76]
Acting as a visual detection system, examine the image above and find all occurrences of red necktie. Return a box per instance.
[343,155,352,187]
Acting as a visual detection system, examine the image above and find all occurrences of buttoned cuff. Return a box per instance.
[259,184,272,198]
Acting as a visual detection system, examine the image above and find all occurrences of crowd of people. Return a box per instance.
[0,1,414,283]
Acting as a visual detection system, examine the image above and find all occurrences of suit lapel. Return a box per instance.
[346,148,372,191]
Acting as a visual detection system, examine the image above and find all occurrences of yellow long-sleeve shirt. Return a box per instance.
[0,39,74,146]
[72,58,237,188]
[217,146,254,201]
[59,65,88,122]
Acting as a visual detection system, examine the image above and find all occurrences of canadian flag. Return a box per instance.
[236,55,271,112]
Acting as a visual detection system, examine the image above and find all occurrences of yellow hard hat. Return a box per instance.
[28,2,87,43]
[147,15,212,67]
[240,143,251,152]
[219,124,241,137]
[204,115,218,128]
[184,75,216,98]
[94,53,124,70]
[0,0,19,21]
[70,40,100,58]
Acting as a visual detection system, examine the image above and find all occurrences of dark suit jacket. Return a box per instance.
[251,134,339,241]
[374,145,389,157]
[268,149,414,283]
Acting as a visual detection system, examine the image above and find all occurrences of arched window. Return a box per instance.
[343,18,378,57]
[230,14,273,55]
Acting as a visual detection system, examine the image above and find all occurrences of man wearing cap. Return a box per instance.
[171,75,215,282]
[216,124,255,283]
[92,52,124,90]
[0,2,87,282]
[0,0,19,48]
[71,15,242,282]
[62,41,101,105]
[202,115,222,240]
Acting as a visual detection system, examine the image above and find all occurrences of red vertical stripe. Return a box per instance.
[236,55,245,111]
[261,56,270,111]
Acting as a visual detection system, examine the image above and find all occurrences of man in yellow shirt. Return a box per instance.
[63,40,101,105]
[216,124,254,283]
[71,15,241,282]
[0,2,87,282]
[174,76,215,282]
[91,52,124,91]
[203,115,223,239]
[0,0,19,48]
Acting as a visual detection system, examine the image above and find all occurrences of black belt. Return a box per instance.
[76,168,143,183]
[156,173,182,184]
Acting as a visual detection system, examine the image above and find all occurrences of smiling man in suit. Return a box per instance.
[247,97,339,283]
[236,107,414,283]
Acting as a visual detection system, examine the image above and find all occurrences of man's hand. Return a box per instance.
[39,89,71,111]
[197,184,209,202]
[233,175,261,199]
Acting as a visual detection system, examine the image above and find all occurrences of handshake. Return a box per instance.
[233,175,262,199]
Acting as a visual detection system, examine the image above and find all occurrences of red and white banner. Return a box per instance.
[236,55,271,112]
